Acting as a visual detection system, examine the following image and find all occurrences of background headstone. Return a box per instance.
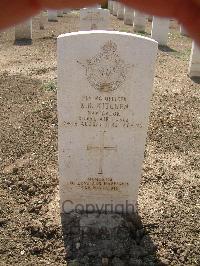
[80,8,110,30]
[48,10,58,22]
[88,4,101,8]
[15,19,32,40]
[108,1,113,14]
[151,17,170,45]
[133,11,146,32]
[63,9,71,14]
[39,12,46,30]
[148,15,153,22]
[57,31,158,213]
[57,10,64,17]
[124,6,134,25]
[117,3,125,20]
[112,1,118,16]
[180,25,189,36]
[188,42,200,77]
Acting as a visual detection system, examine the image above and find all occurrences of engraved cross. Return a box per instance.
[87,131,117,175]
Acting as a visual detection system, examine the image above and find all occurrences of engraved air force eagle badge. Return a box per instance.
[78,41,132,92]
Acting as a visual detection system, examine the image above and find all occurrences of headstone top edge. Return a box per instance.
[57,30,158,45]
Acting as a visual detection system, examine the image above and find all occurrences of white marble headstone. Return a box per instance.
[57,10,64,17]
[108,1,113,14]
[188,42,200,77]
[148,15,153,22]
[39,12,46,30]
[180,25,189,36]
[133,11,146,32]
[58,31,158,213]
[88,4,101,8]
[117,3,124,20]
[63,9,70,14]
[151,17,170,45]
[112,1,118,16]
[80,8,110,30]
[48,10,58,22]
[124,6,134,25]
[15,19,32,40]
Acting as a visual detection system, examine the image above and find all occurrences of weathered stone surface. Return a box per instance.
[57,31,157,213]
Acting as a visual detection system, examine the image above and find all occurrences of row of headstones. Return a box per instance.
[14,5,200,78]
[15,9,73,40]
[13,4,190,46]
[80,5,179,46]
[14,6,100,40]
[15,11,48,40]
[108,1,200,78]
[78,3,200,78]
[109,1,185,45]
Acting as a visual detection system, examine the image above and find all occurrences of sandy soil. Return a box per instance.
[0,11,199,266]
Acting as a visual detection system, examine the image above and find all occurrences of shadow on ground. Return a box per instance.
[158,45,177,52]
[61,212,165,266]
[190,76,200,84]
[14,39,33,46]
